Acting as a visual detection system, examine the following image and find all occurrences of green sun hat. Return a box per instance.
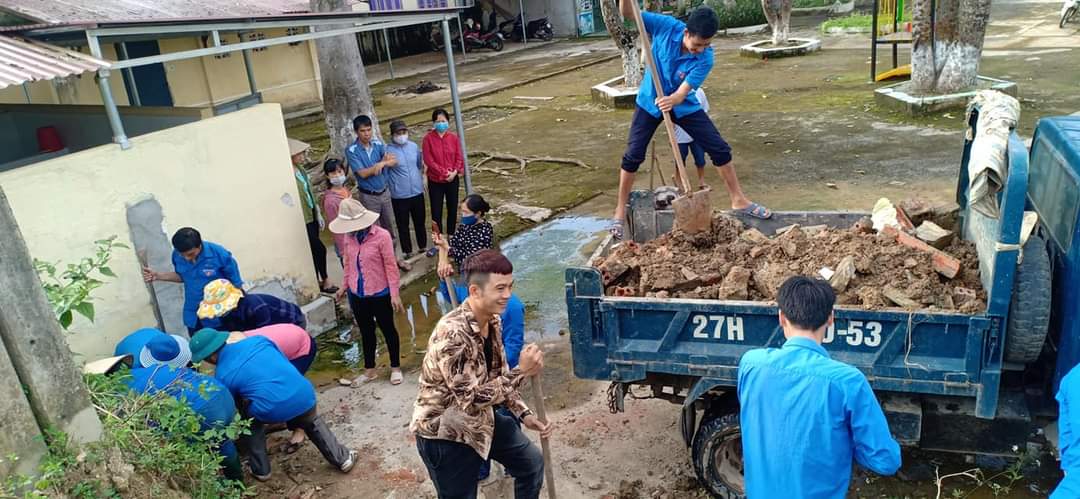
[189,328,229,363]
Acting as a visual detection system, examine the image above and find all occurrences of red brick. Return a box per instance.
[882,226,961,279]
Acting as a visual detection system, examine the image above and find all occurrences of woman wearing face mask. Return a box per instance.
[321,159,352,267]
[330,198,405,385]
[434,194,493,283]
[422,108,465,255]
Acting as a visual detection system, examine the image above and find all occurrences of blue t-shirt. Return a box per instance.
[737,337,901,498]
[1054,365,1080,498]
[214,336,315,423]
[635,12,713,119]
[384,140,425,200]
[345,139,389,193]
[172,241,242,329]
[114,328,165,368]
[127,365,238,459]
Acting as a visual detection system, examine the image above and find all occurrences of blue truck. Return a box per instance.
[566,112,1080,497]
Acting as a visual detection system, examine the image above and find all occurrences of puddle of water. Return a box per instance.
[499,216,610,342]
[307,216,608,386]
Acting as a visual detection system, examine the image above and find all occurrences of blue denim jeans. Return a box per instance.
[417,410,543,499]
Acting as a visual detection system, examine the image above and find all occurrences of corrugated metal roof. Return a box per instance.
[0,35,109,88]
[0,0,313,25]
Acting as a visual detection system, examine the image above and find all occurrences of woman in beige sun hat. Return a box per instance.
[330,198,405,385]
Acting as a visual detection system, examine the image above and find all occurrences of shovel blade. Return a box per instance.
[672,188,712,234]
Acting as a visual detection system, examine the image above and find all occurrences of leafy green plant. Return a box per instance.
[33,236,127,330]
[3,373,250,499]
[704,0,767,29]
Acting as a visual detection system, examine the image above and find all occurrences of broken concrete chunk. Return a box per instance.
[931,202,961,231]
[739,228,770,244]
[801,224,829,236]
[749,246,767,258]
[899,198,935,225]
[882,226,961,279]
[953,287,977,307]
[852,216,874,234]
[600,260,631,285]
[496,203,553,223]
[775,224,799,236]
[680,267,700,282]
[883,285,921,309]
[903,258,919,269]
[915,221,954,250]
[829,256,857,292]
[717,266,752,300]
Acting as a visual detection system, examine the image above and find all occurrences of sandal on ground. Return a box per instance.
[397,260,413,272]
[737,202,773,220]
[390,370,404,385]
[321,285,339,294]
[353,373,375,384]
[425,247,439,258]
[609,219,624,241]
[284,441,302,454]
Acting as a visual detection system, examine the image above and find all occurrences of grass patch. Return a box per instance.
[793,0,833,8]
[821,11,911,32]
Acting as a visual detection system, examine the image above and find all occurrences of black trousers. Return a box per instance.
[306,221,328,282]
[416,410,544,499]
[621,106,733,173]
[347,293,401,369]
[392,194,428,255]
[429,177,461,235]
[239,404,349,477]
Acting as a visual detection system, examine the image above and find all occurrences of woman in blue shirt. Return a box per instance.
[143,227,243,332]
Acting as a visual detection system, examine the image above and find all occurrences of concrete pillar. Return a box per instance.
[0,187,103,445]
[0,336,47,478]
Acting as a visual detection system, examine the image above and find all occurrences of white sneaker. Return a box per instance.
[340,449,359,473]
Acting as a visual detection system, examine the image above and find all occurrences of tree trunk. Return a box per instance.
[910,0,993,94]
[311,0,380,158]
[762,0,793,45]
[600,0,643,88]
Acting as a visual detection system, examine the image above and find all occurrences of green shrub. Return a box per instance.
[793,0,831,8]
[704,0,767,29]
[3,373,250,499]
[33,236,127,330]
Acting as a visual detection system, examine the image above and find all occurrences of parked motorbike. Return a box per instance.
[462,18,505,52]
[429,22,461,52]
[498,14,554,42]
[1063,0,1079,28]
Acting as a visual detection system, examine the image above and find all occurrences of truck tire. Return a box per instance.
[691,411,746,499]
[1005,233,1052,364]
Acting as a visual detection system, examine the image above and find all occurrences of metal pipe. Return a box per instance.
[95,69,131,150]
[21,83,31,103]
[518,0,527,45]
[457,16,467,61]
[241,46,258,95]
[383,28,394,79]
[442,18,472,194]
[117,42,142,106]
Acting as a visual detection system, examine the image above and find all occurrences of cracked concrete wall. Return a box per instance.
[0,104,318,359]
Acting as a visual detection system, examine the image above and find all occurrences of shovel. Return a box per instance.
[627,0,712,234]
[432,221,460,307]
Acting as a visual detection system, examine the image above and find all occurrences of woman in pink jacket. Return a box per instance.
[330,198,404,385]
[320,158,352,266]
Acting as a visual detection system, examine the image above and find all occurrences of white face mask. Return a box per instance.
[329,175,347,186]
[393,134,409,145]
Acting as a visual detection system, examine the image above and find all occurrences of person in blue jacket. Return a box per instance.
[1053,364,1080,498]
[142,227,243,333]
[129,334,242,480]
[738,276,900,498]
[188,328,357,481]
[113,327,165,369]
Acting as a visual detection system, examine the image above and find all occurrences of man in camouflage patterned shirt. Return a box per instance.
[411,249,552,499]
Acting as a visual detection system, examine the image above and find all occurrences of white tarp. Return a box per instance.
[965,90,1021,219]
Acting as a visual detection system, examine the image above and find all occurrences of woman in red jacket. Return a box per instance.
[422,108,465,251]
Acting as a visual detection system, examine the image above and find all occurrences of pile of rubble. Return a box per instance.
[595,199,987,312]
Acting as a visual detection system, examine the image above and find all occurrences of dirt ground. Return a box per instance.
[267,0,1079,496]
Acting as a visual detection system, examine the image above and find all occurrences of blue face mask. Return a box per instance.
[434,122,450,133]
[461,215,478,226]
[354,228,370,243]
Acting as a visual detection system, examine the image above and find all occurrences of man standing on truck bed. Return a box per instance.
[608,0,771,240]
[737,276,900,498]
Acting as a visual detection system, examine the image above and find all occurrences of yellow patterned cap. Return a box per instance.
[197,279,243,319]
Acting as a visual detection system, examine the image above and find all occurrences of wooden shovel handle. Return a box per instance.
[627,0,693,195]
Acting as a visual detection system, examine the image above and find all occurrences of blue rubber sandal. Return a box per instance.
[738,202,773,220]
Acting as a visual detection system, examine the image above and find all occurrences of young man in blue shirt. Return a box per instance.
[609,2,771,240]
[738,276,900,498]
[142,227,243,333]
[384,119,429,258]
[1054,364,1080,498]
[344,115,409,270]
[189,329,357,481]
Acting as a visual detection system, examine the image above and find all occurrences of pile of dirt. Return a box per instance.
[595,214,986,313]
[393,80,442,95]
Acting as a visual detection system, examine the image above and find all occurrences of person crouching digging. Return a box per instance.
[189,328,357,481]
[411,249,553,499]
